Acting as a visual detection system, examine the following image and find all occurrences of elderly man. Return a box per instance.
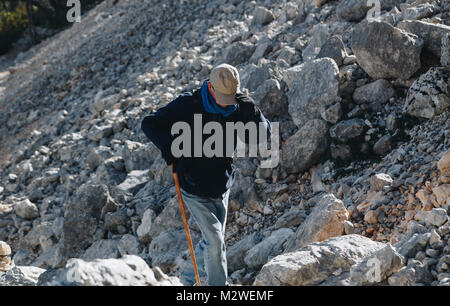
[141,63,271,286]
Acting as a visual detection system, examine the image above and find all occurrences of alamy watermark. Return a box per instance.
[67,0,81,23]
[65,0,382,25]
[170,114,280,169]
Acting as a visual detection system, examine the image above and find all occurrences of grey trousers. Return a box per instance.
[179,187,229,286]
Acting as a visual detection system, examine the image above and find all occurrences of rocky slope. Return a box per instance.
[0,0,449,286]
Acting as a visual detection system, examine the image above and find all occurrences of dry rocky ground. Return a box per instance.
[0,0,449,286]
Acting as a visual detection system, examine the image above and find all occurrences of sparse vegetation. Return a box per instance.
[0,1,29,54]
[0,0,104,55]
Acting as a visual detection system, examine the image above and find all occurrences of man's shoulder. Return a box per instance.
[235,93,257,114]
[181,87,203,100]
[175,89,197,101]
[236,93,255,105]
[169,88,201,108]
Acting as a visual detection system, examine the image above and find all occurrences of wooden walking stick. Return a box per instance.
[171,164,201,286]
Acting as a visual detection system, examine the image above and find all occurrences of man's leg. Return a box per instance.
[180,188,229,286]
[180,238,207,286]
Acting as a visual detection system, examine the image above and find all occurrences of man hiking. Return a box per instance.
[141,63,271,286]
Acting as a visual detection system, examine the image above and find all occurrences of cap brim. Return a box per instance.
[215,91,237,105]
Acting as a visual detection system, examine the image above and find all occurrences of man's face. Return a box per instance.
[210,85,228,108]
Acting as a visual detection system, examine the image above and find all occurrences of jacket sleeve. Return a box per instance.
[237,95,272,145]
[141,93,191,164]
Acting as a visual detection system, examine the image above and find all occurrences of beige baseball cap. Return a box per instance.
[210,63,240,105]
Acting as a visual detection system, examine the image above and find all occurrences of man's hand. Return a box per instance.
[161,145,176,166]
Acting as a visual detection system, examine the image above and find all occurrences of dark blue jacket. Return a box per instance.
[141,86,271,198]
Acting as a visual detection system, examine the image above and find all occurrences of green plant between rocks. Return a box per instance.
[0,0,104,55]
[0,1,29,54]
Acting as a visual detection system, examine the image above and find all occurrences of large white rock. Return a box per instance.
[254,235,385,286]
[15,266,46,283]
[244,228,294,269]
[285,193,349,252]
[281,119,329,174]
[351,20,423,80]
[424,208,449,227]
[397,20,450,58]
[349,244,405,285]
[404,67,450,119]
[0,266,38,286]
[286,58,340,129]
[36,255,182,286]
